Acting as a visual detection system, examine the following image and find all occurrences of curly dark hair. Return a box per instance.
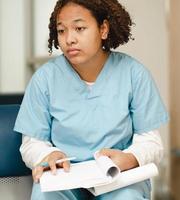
[48,0,133,54]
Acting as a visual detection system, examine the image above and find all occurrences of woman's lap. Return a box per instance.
[31,184,93,200]
[95,181,151,200]
[31,180,151,200]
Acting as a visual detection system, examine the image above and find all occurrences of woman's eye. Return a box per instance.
[76,27,86,32]
[57,29,65,34]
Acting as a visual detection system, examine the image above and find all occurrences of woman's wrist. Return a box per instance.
[121,152,139,171]
[98,148,139,171]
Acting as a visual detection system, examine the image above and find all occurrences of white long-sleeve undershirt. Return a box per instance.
[20,130,163,169]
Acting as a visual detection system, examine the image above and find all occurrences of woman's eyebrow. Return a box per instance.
[57,18,86,26]
[73,18,86,23]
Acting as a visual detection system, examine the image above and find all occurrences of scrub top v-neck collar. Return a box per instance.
[62,52,113,99]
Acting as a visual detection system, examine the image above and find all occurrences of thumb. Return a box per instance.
[98,148,112,157]
[62,161,70,172]
[32,166,44,183]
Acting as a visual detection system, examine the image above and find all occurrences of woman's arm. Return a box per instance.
[20,129,163,171]
[20,135,70,183]
[123,130,163,166]
[98,130,163,171]
[20,135,62,169]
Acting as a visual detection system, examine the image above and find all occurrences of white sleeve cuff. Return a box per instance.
[20,135,62,169]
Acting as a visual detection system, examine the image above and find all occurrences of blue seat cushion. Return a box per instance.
[0,104,31,177]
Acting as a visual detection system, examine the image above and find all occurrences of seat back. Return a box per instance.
[0,93,24,105]
[0,104,32,200]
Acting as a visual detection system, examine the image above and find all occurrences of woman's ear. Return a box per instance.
[100,19,109,40]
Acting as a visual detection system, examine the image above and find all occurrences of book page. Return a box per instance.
[95,155,120,179]
[88,163,158,196]
[40,160,111,192]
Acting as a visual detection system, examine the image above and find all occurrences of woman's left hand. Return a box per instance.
[98,148,139,171]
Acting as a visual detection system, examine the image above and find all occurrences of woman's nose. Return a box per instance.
[66,31,77,45]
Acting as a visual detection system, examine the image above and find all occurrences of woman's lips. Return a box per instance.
[67,48,80,56]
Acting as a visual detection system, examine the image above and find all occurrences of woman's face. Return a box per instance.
[56,2,109,67]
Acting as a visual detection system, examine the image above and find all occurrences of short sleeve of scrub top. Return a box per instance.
[129,63,169,133]
[14,68,51,141]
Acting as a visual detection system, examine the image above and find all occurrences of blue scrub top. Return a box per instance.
[14,51,169,161]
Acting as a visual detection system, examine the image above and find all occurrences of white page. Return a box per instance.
[40,160,111,192]
[88,163,158,196]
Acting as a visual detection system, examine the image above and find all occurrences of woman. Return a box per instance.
[14,0,169,199]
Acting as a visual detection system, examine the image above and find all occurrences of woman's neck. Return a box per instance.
[71,50,110,82]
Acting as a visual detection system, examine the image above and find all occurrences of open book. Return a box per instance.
[87,162,158,196]
[40,155,158,196]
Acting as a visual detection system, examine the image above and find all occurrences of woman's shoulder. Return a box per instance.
[31,54,67,80]
[111,51,149,75]
[111,51,143,66]
[28,54,66,88]
[36,54,65,73]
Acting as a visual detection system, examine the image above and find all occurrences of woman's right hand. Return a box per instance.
[32,151,70,183]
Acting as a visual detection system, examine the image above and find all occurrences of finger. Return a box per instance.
[39,161,50,171]
[62,161,70,172]
[32,169,37,182]
[48,161,57,175]
[32,166,44,183]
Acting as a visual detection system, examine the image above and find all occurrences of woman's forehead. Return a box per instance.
[57,3,94,24]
